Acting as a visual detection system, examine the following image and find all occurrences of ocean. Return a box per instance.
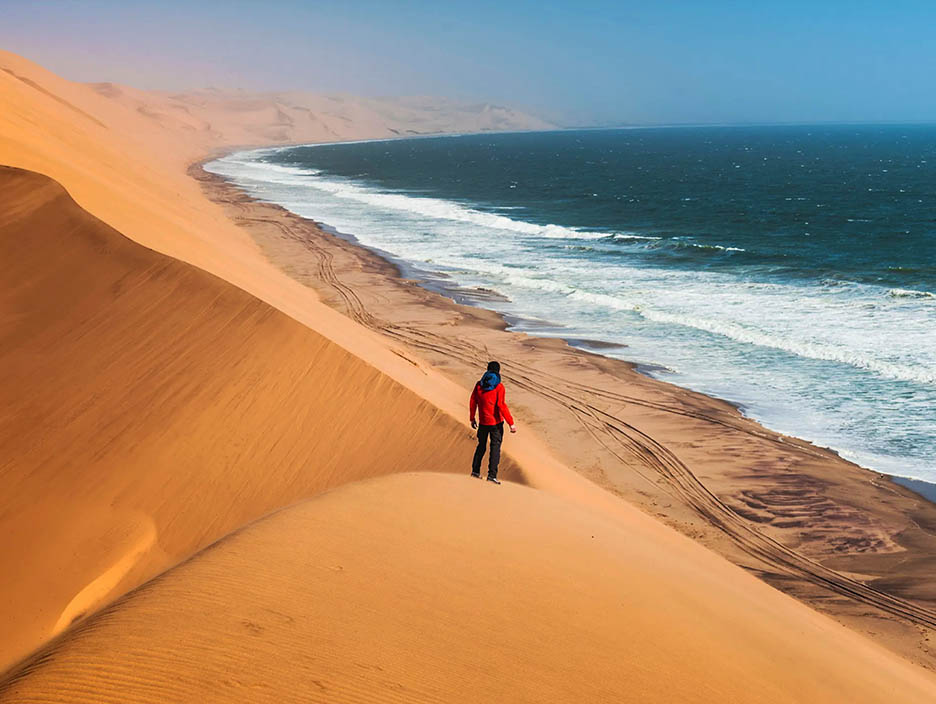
[206,125,936,483]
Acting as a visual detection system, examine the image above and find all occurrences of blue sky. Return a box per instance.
[3,0,934,125]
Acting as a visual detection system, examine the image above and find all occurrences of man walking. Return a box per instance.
[469,361,516,484]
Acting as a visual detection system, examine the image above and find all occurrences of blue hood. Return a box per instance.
[480,371,501,391]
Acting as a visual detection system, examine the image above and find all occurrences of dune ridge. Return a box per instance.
[2,48,576,673]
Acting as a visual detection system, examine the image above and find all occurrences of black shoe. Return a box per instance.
[486,476,501,485]
[470,472,481,478]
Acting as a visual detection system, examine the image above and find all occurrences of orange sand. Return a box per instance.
[5,474,936,703]
[0,166,509,669]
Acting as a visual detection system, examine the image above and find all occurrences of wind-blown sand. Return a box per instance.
[2,49,936,700]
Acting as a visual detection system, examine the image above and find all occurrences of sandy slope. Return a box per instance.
[5,473,936,703]
[0,52,572,669]
[0,49,567,672]
[0,49,552,443]
[0,166,514,670]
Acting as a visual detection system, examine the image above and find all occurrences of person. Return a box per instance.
[469,361,516,484]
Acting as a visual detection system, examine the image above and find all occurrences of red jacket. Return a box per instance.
[469,382,514,426]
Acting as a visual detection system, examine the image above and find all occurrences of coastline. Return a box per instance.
[199,145,936,496]
[193,154,936,669]
[207,136,935,485]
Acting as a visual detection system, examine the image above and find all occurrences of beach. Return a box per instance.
[3,48,936,701]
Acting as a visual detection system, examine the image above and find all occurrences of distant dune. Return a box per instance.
[85,81,555,146]
[2,49,936,702]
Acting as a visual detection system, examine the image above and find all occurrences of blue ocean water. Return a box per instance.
[207,126,936,482]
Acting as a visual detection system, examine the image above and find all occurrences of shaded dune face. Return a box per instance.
[0,167,514,671]
[4,473,936,704]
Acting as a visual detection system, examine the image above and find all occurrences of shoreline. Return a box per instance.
[205,144,936,496]
[207,139,933,488]
[193,154,936,669]
[308,212,936,502]
[195,146,936,499]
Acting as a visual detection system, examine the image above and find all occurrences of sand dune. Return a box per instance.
[0,48,546,429]
[5,473,936,703]
[0,166,515,669]
[92,85,555,145]
[1,47,557,673]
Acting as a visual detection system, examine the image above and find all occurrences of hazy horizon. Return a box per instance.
[3,0,935,127]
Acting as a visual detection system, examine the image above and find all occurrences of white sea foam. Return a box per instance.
[506,276,936,387]
[612,233,662,241]
[632,306,936,387]
[215,155,620,242]
[888,287,935,300]
[433,263,936,388]
[682,242,746,252]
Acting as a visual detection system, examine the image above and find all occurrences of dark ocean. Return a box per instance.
[207,126,936,483]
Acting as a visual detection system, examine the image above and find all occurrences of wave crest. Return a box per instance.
[888,288,935,300]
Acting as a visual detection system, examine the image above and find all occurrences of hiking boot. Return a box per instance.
[470,472,481,478]
[486,476,501,485]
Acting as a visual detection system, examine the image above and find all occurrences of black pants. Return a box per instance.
[472,423,504,478]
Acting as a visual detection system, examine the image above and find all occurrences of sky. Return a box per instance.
[2,0,935,126]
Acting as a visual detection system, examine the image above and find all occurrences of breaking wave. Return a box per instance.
[220,155,647,242]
